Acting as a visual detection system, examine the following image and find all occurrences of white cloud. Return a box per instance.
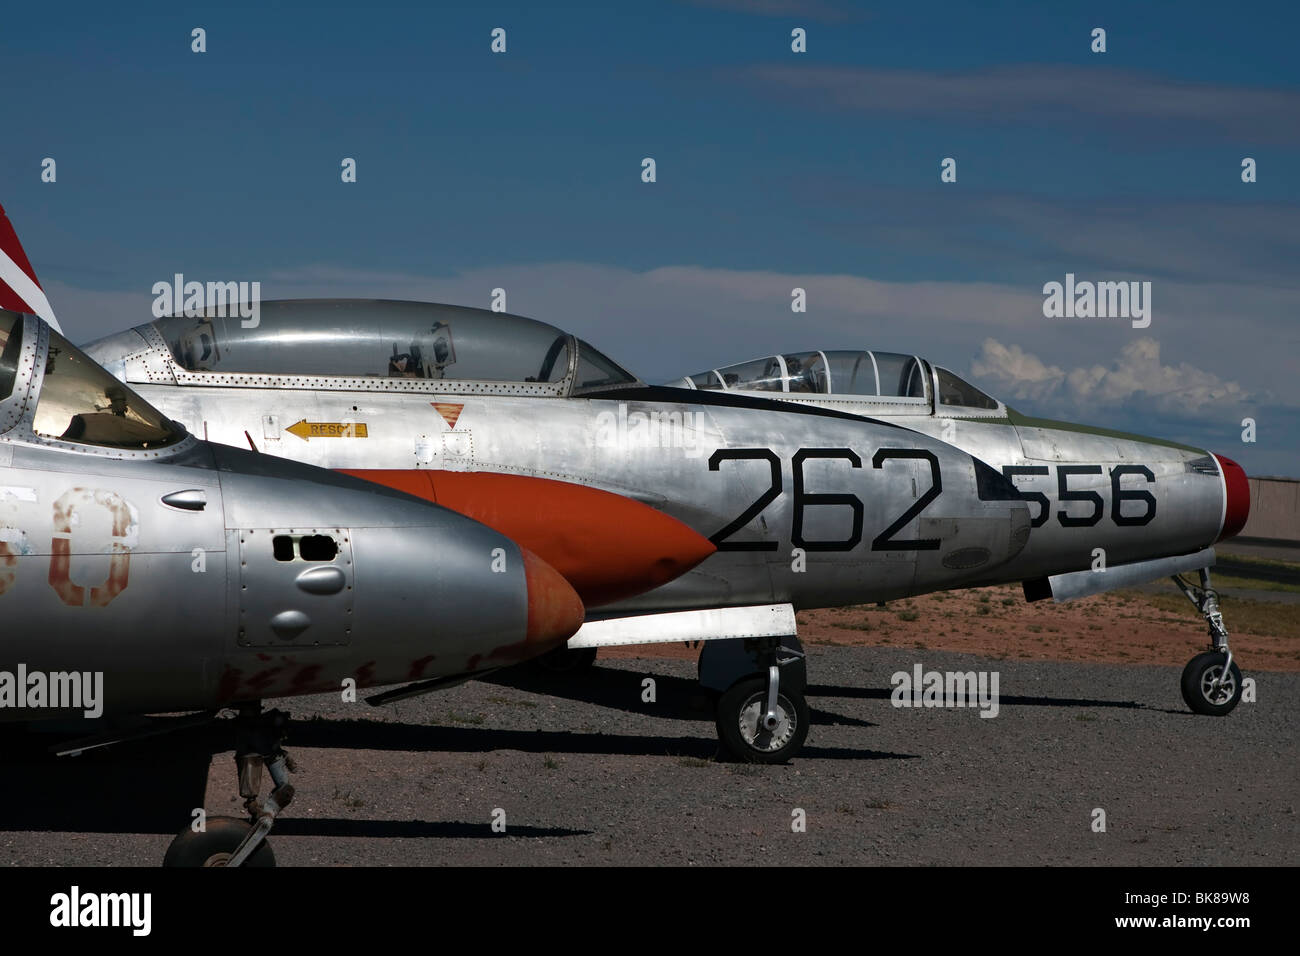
[971,336,1248,414]
[970,340,1065,404]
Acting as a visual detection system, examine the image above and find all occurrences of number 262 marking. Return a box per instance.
[707,447,941,553]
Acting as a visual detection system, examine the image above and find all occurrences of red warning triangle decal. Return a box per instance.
[432,402,464,429]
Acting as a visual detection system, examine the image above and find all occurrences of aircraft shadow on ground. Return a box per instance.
[0,708,913,837]
[0,732,215,835]
[0,727,597,838]
[806,683,1147,710]
[287,717,910,763]
[481,665,877,729]
[271,818,590,840]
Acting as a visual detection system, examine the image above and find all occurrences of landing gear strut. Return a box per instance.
[1172,569,1244,716]
[701,636,808,763]
[164,703,295,867]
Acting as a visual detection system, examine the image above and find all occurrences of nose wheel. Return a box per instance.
[162,815,277,867]
[164,703,295,867]
[1172,569,1244,717]
[1180,651,1243,716]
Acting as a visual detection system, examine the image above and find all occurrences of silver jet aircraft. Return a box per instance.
[0,308,584,865]
[673,349,1252,716]
[71,297,1035,762]
[2,206,1057,761]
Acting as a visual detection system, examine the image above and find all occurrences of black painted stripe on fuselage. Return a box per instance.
[585,385,911,430]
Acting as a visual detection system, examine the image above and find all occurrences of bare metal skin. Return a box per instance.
[82,301,1034,618]
[1,311,581,724]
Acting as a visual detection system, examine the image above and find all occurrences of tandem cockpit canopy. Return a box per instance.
[674,349,1002,412]
[1,310,186,450]
[123,300,642,397]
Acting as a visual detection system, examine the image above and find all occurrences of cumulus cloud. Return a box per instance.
[970,340,1065,404]
[971,336,1248,415]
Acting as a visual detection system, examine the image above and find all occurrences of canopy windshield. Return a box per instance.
[573,339,638,391]
[0,312,20,402]
[34,328,183,449]
[149,300,638,390]
[934,366,999,410]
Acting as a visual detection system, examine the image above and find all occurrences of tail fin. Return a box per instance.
[0,204,62,333]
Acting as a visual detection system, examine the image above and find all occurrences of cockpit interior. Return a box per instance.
[1,311,184,450]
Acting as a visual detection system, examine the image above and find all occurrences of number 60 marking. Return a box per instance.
[0,487,133,606]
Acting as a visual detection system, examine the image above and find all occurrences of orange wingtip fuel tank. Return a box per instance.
[469,547,584,671]
[342,470,717,607]
[520,547,586,650]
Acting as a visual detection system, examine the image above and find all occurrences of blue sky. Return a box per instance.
[3,0,1297,473]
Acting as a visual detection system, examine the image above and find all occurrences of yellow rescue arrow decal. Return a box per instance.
[285,420,369,441]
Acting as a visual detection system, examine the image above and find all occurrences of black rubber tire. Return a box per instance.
[530,646,598,674]
[162,816,276,867]
[715,676,809,764]
[1180,651,1243,716]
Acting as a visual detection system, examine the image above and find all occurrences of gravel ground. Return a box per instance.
[3,646,1296,866]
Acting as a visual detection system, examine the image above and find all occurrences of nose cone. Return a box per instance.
[521,547,586,649]
[342,470,716,606]
[1214,454,1251,541]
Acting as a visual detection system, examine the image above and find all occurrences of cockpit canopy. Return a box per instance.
[675,349,1001,412]
[135,300,640,396]
[1,310,185,450]
[0,312,20,403]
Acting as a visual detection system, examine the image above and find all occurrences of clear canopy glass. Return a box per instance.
[0,312,20,402]
[33,328,184,449]
[934,366,998,410]
[682,350,1000,410]
[689,350,929,398]
[150,300,639,392]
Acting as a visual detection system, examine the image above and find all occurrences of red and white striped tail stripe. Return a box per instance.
[0,204,62,332]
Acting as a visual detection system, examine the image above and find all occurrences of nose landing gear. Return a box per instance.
[1172,569,1244,716]
[164,703,294,867]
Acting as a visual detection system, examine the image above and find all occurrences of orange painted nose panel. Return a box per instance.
[341,470,717,606]
[521,547,585,648]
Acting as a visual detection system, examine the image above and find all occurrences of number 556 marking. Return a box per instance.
[1001,464,1155,528]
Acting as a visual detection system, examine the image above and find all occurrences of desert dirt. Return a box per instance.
[600,583,1300,672]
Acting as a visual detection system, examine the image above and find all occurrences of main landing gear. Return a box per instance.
[164,703,294,867]
[700,636,808,763]
[1172,569,1244,717]
[533,636,811,760]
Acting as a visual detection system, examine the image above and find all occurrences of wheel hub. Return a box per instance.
[1200,664,1236,704]
[738,692,795,752]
